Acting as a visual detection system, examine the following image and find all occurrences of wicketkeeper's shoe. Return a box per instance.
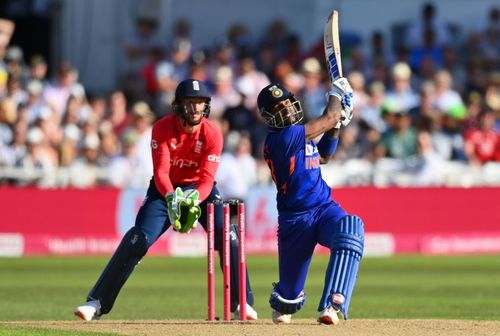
[317,306,340,325]
[74,300,102,321]
[234,303,258,320]
[272,309,291,324]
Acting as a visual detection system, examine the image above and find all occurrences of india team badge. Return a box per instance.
[305,143,318,156]
[271,87,283,98]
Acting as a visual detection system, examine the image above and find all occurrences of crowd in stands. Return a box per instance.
[0,3,499,196]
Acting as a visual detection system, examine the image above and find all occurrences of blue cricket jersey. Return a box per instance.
[263,125,332,212]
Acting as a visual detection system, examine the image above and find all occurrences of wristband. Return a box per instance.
[317,136,339,156]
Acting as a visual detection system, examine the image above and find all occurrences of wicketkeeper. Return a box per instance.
[74,79,258,321]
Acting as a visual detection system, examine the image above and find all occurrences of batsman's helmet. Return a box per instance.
[173,79,211,117]
[257,83,303,128]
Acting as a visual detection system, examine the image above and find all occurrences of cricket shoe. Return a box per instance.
[74,300,102,321]
[234,303,258,320]
[272,309,291,324]
[317,306,340,325]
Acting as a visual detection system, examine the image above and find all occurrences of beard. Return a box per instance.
[181,112,203,126]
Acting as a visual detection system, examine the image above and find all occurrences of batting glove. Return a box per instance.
[327,77,353,100]
[327,78,354,128]
[333,109,350,129]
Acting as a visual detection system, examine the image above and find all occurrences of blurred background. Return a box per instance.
[0,0,499,258]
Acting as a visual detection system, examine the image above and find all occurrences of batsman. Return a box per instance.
[257,76,364,325]
[74,79,257,321]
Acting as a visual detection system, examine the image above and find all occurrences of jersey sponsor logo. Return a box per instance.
[207,154,220,162]
[194,141,203,153]
[332,293,345,305]
[305,143,318,156]
[151,139,158,149]
[171,157,198,168]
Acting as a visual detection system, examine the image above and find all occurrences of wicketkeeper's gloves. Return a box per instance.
[166,187,201,233]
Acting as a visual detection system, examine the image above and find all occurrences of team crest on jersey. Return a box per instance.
[194,141,203,153]
[305,143,318,156]
[151,140,158,149]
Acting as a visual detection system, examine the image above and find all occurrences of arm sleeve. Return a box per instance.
[196,130,223,202]
[152,124,175,197]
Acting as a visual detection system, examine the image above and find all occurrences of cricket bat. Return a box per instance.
[324,10,343,84]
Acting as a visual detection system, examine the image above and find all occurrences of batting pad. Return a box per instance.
[318,215,364,319]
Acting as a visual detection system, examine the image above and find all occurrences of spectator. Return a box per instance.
[367,31,394,68]
[25,80,48,124]
[68,133,101,188]
[43,62,79,118]
[441,47,466,93]
[406,3,452,49]
[216,131,249,200]
[255,41,277,81]
[0,120,27,167]
[6,75,28,109]
[222,80,266,157]
[376,109,417,160]
[209,66,240,119]
[154,38,192,117]
[386,130,446,187]
[217,131,258,199]
[0,68,8,98]
[432,70,466,119]
[360,81,388,133]
[4,46,28,84]
[28,54,49,88]
[464,110,500,166]
[15,126,57,187]
[260,19,289,59]
[411,130,446,186]
[108,129,144,188]
[205,38,237,80]
[124,14,162,77]
[125,101,154,187]
[106,90,130,136]
[408,27,443,74]
[299,57,327,121]
[485,72,500,115]
[347,71,369,122]
[384,62,420,113]
[236,55,270,111]
[0,98,16,145]
[97,121,119,165]
[59,124,81,168]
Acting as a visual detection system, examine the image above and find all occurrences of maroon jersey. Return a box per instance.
[151,114,223,201]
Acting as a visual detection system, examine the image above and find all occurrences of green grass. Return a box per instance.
[0,255,499,322]
[0,326,117,336]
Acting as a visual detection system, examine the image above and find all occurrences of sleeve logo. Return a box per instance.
[151,139,158,149]
[207,154,220,162]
